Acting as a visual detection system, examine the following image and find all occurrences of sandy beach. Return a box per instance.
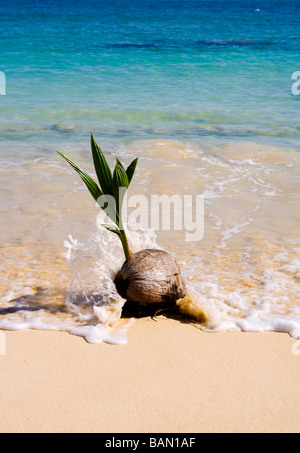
[1,318,300,433]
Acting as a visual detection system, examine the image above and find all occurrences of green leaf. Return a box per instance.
[112,158,129,223]
[112,158,129,199]
[101,224,121,237]
[126,158,138,185]
[113,158,129,190]
[90,133,113,196]
[55,150,103,202]
[97,194,118,225]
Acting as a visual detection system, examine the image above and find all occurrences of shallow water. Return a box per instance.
[1,139,299,343]
[1,0,300,343]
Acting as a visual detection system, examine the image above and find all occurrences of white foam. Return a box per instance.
[70,318,135,345]
[0,226,158,345]
[61,226,158,344]
[280,260,300,278]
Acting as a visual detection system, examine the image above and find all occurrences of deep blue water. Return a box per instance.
[0,0,300,151]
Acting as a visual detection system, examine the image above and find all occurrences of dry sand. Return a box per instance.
[0,317,300,433]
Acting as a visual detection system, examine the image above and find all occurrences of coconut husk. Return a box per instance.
[114,249,186,315]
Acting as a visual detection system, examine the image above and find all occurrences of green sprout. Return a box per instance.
[56,133,138,260]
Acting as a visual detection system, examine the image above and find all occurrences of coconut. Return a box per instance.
[114,249,186,310]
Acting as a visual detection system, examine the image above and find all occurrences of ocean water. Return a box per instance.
[1,0,300,149]
[0,0,300,343]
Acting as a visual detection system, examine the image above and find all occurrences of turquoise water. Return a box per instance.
[0,0,300,151]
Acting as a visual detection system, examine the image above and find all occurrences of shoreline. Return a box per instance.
[1,318,300,433]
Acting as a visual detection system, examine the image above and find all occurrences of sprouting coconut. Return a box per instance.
[56,134,186,314]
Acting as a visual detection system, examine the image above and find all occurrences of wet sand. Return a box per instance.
[1,318,300,433]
